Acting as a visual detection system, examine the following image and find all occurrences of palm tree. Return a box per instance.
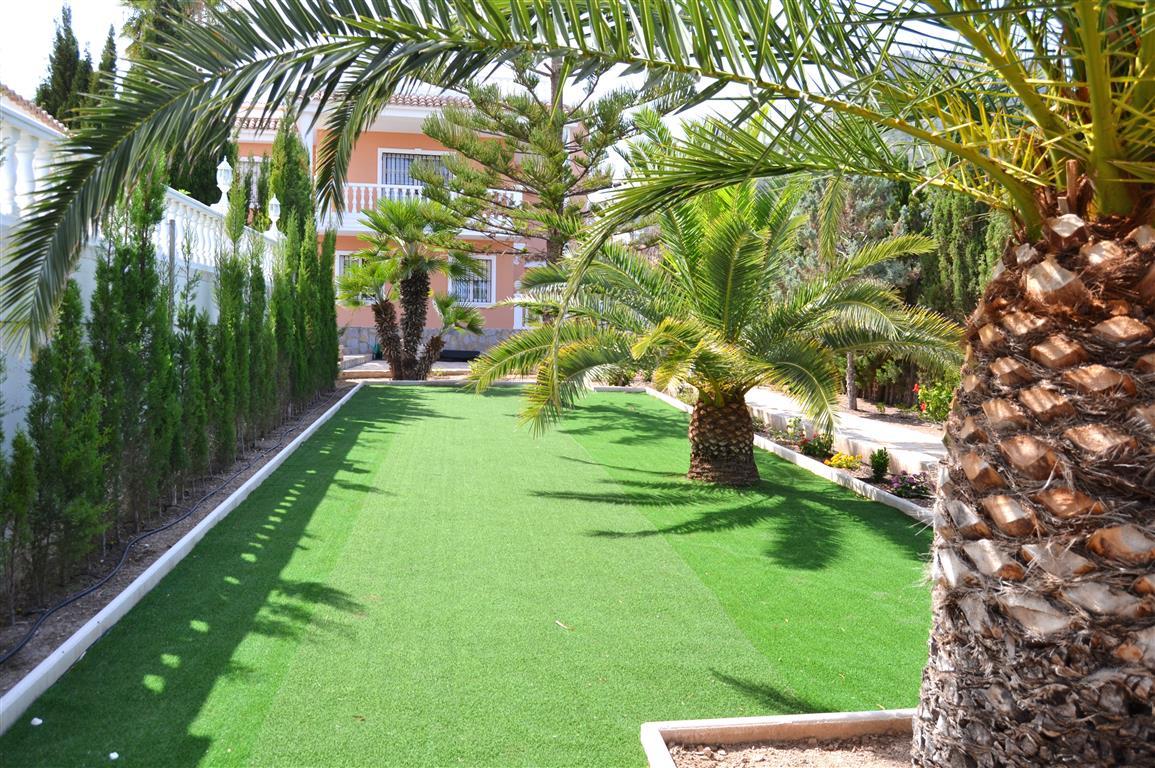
[337,197,482,380]
[5,1,1153,763]
[471,180,960,485]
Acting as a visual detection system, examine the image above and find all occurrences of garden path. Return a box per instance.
[745,388,947,472]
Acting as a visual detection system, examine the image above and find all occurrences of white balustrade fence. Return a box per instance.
[1,95,277,448]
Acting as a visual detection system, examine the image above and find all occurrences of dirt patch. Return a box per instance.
[0,383,354,696]
[670,733,910,767]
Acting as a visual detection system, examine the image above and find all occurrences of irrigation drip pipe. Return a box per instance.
[0,399,326,667]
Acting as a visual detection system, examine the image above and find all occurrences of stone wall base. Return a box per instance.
[340,326,520,355]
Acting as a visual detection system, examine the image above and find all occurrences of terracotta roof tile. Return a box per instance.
[0,83,67,134]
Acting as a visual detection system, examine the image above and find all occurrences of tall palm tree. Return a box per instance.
[471,180,959,485]
[337,197,481,380]
[4,1,1153,763]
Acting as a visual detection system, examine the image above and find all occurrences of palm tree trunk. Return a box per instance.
[371,298,402,378]
[846,352,857,411]
[687,397,759,486]
[912,219,1155,767]
[414,334,445,381]
[397,271,430,380]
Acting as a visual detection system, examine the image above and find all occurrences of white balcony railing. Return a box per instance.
[332,182,525,233]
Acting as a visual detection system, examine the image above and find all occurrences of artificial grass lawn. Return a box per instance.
[2,387,931,767]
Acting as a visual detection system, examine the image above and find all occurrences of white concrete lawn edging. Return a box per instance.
[0,383,364,735]
[642,388,933,525]
[640,708,915,768]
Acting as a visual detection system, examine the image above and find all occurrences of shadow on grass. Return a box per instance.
[710,670,834,715]
[549,397,928,571]
[0,386,436,767]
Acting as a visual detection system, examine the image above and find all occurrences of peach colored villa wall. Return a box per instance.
[239,126,532,347]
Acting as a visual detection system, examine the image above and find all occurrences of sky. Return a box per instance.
[0,2,132,100]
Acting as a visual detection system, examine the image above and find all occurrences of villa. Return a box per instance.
[235,95,537,358]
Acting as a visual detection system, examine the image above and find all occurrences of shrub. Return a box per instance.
[914,371,959,423]
[824,452,861,470]
[799,432,834,460]
[881,471,932,499]
[869,448,890,482]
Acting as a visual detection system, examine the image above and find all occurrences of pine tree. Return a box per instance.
[415,57,690,263]
[34,5,84,123]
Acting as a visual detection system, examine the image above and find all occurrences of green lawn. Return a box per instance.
[1,387,930,767]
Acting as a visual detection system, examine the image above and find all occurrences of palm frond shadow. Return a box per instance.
[710,670,834,715]
[544,476,847,571]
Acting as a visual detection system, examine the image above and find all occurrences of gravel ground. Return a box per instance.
[670,733,911,767]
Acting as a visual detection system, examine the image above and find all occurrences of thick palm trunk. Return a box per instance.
[913,219,1155,767]
[687,398,759,486]
[397,272,431,380]
[371,298,403,378]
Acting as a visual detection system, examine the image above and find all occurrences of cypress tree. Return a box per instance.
[144,279,181,511]
[268,123,314,239]
[247,241,271,434]
[126,0,233,204]
[268,227,297,420]
[189,312,213,478]
[318,230,339,387]
[26,281,105,594]
[34,5,84,123]
[89,26,117,100]
[89,243,125,541]
[2,432,36,623]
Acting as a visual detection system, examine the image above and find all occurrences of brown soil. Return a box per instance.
[0,383,354,696]
[670,733,910,767]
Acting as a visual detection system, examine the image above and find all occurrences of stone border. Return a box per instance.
[642,388,933,525]
[745,401,940,476]
[0,383,365,735]
[640,709,915,768]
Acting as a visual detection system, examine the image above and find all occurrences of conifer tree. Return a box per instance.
[125,0,231,204]
[268,219,299,418]
[90,26,117,99]
[144,280,181,510]
[246,241,272,434]
[415,57,690,263]
[189,312,213,478]
[318,230,339,387]
[2,432,35,623]
[26,281,105,594]
[268,122,314,239]
[34,5,85,123]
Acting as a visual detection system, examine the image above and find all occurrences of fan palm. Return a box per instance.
[337,197,481,380]
[471,180,960,485]
[5,1,1154,763]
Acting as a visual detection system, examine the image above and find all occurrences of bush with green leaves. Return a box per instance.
[799,433,834,461]
[869,448,891,483]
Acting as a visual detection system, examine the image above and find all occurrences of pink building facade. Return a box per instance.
[236,95,538,356]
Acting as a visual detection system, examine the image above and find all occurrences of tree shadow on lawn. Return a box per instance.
[710,670,838,715]
[0,386,434,767]
[546,399,928,571]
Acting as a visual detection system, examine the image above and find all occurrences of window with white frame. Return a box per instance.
[451,259,494,305]
[379,151,448,187]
